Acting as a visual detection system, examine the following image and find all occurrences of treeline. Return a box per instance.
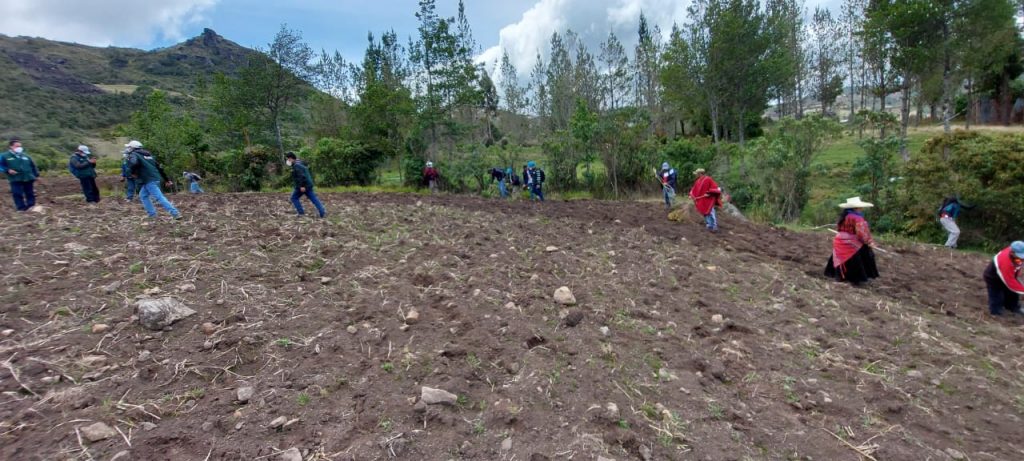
[120,0,1024,246]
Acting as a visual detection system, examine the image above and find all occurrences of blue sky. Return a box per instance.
[5,0,839,77]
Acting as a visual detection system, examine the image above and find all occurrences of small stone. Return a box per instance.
[1,329,13,337]
[201,421,214,432]
[504,302,517,310]
[202,340,214,350]
[103,281,122,294]
[421,386,458,405]
[945,448,966,460]
[639,446,653,461]
[64,242,88,252]
[80,422,117,442]
[706,265,717,272]
[278,447,302,461]
[234,422,244,431]
[530,274,540,282]
[177,283,196,293]
[41,375,60,384]
[906,370,923,378]
[553,286,576,305]
[320,277,332,284]
[711,314,724,324]
[237,387,255,403]
[598,456,617,461]
[604,402,620,420]
[563,311,584,327]
[79,355,107,368]
[405,309,420,324]
[347,325,358,334]
[137,350,151,362]
[501,438,513,451]
[599,326,610,336]
[201,322,217,335]
[269,416,288,429]
[91,324,110,334]
[140,422,157,431]
[545,246,559,252]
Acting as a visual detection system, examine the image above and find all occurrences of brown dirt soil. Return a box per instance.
[1,177,1022,461]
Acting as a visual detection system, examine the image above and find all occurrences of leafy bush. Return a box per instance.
[901,131,1024,249]
[306,138,382,186]
[218,145,279,191]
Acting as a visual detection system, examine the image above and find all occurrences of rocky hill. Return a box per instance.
[0,29,253,155]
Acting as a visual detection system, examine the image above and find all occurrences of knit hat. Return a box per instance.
[527,161,536,168]
[662,162,670,170]
[1012,241,1024,259]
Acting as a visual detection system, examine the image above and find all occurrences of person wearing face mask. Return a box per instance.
[124,140,181,220]
[0,138,40,211]
[286,152,326,218]
[69,145,100,203]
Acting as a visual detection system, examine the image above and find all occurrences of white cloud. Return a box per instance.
[3,0,218,47]
[479,0,693,83]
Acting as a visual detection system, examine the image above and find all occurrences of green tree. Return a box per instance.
[126,90,207,174]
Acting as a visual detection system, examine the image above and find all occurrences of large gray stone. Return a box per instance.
[135,298,196,330]
[278,447,302,461]
[421,386,458,405]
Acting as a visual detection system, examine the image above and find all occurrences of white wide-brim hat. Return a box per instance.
[838,196,874,209]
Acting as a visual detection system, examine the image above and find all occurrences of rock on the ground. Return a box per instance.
[135,297,196,330]
[563,311,584,327]
[346,325,358,334]
[711,314,724,324]
[29,205,47,214]
[722,202,747,221]
[604,402,620,421]
[1,329,13,337]
[545,246,559,252]
[103,281,122,294]
[268,416,288,429]
[237,386,255,403]
[945,448,966,460]
[201,322,217,335]
[405,309,420,324]
[553,286,576,305]
[421,386,458,405]
[177,283,196,293]
[91,324,109,334]
[80,422,117,442]
[639,445,653,461]
[140,422,157,431]
[501,438,513,451]
[278,447,302,461]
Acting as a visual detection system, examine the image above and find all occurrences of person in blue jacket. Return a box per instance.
[120,148,137,201]
[658,162,677,210]
[937,196,973,249]
[0,138,40,211]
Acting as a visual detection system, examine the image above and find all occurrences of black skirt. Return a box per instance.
[824,246,879,284]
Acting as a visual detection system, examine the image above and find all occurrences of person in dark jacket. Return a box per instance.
[0,138,40,211]
[525,161,545,201]
[286,152,326,218]
[69,145,100,203]
[507,167,520,188]
[983,241,1024,317]
[937,196,973,249]
[489,167,508,198]
[658,162,677,210]
[125,140,180,220]
[183,172,204,194]
[120,148,137,201]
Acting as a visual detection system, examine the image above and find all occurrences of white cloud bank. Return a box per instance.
[3,0,219,48]
[479,0,692,81]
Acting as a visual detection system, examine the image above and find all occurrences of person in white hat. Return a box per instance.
[69,145,100,203]
[824,197,879,285]
[124,140,181,220]
[423,161,439,194]
[983,241,1024,317]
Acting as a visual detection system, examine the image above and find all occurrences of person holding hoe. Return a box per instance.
[824,197,880,285]
[689,168,721,232]
[983,241,1024,317]
[658,162,677,210]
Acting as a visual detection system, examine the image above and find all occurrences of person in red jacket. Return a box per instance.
[984,241,1024,316]
[824,197,880,285]
[689,168,722,232]
[423,161,439,193]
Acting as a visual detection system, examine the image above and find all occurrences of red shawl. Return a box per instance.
[689,175,722,215]
[994,247,1024,294]
[832,212,874,268]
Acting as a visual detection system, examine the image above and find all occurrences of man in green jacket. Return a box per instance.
[0,138,39,211]
[125,140,181,220]
[69,145,100,203]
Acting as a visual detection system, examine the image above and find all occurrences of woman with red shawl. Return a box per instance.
[689,168,722,232]
[824,197,879,285]
[984,241,1024,316]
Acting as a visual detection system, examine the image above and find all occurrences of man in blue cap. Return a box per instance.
[525,161,545,201]
[658,162,677,210]
[984,241,1024,317]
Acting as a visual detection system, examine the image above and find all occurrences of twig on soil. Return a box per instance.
[2,353,39,398]
[613,381,635,403]
[74,426,94,461]
[823,427,879,461]
[115,425,131,447]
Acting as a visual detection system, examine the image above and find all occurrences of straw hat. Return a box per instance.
[693,168,706,175]
[838,196,874,209]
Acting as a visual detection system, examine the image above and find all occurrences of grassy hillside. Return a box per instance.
[0,29,253,163]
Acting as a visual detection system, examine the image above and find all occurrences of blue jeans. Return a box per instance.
[138,181,179,217]
[531,184,544,201]
[987,276,1021,315]
[703,208,718,230]
[663,187,674,208]
[498,179,508,198]
[291,187,326,217]
[125,178,137,200]
[189,182,204,194]
[9,180,35,211]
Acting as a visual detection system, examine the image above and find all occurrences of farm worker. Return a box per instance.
[423,161,439,193]
[0,138,39,211]
[824,197,879,285]
[69,145,100,203]
[658,162,677,210]
[490,167,508,198]
[286,152,326,218]
[688,168,721,232]
[522,164,530,193]
[120,148,137,201]
[526,161,546,202]
[183,171,204,194]
[937,196,972,249]
[125,140,181,220]
[983,241,1024,317]
[507,167,520,188]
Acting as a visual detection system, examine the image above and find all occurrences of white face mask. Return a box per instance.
[13,147,23,154]
[287,160,294,166]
